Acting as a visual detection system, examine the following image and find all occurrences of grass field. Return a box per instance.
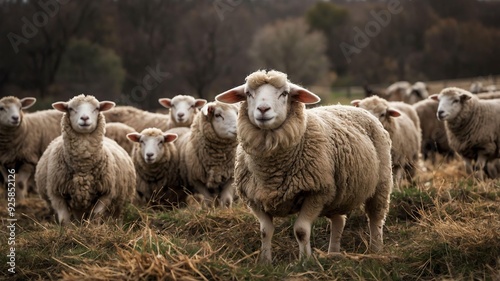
[1,158,499,280]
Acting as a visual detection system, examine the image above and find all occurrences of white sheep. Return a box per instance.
[103,95,206,132]
[431,87,500,180]
[0,96,63,202]
[158,95,207,128]
[216,70,393,263]
[351,96,421,188]
[127,128,187,208]
[386,81,411,102]
[35,94,136,224]
[105,122,136,155]
[175,101,239,208]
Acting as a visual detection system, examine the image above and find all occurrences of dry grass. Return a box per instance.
[1,158,499,280]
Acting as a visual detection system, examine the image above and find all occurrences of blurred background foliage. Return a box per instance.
[1,0,499,109]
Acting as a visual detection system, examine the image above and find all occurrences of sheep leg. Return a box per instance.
[365,183,390,253]
[16,164,33,203]
[219,179,235,208]
[51,196,71,225]
[251,206,274,264]
[328,214,346,253]
[192,181,216,207]
[464,158,473,175]
[294,196,323,260]
[474,155,488,181]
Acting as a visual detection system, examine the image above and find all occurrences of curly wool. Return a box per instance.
[235,101,393,217]
[441,88,500,161]
[246,69,288,90]
[105,122,136,155]
[178,107,237,192]
[36,97,135,221]
[132,128,184,207]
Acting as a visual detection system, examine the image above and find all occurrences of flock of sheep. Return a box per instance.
[1,69,500,263]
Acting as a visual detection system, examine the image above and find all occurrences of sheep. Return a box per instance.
[476,91,500,100]
[412,99,454,163]
[158,95,207,128]
[0,96,63,202]
[405,81,429,104]
[430,87,500,180]
[127,128,188,208]
[351,96,421,188]
[386,81,411,102]
[175,101,239,208]
[103,95,206,132]
[216,70,393,263]
[102,105,171,132]
[105,122,136,155]
[35,94,136,224]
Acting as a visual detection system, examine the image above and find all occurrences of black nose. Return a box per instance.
[258,106,270,114]
[146,153,154,158]
[11,116,19,121]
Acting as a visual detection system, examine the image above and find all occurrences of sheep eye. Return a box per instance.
[452,99,459,104]
[140,140,144,144]
[280,91,289,98]
[68,107,74,112]
[245,91,252,98]
[0,107,4,111]
[380,113,385,117]
[215,113,222,118]
[158,141,163,146]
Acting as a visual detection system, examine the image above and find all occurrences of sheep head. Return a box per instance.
[430,87,473,121]
[201,101,238,140]
[351,96,401,126]
[159,95,207,127]
[0,96,36,128]
[52,94,115,133]
[216,69,320,130]
[127,128,177,164]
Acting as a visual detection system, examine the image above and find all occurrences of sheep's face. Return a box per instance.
[0,97,36,127]
[202,102,238,140]
[433,91,471,121]
[159,95,207,127]
[127,130,177,164]
[52,95,115,133]
[351,98,400,126]
[406,82,428,105]
[244,83,292,130]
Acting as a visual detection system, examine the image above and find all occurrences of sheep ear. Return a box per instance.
[52,102,68,112]
[351,100,361,107]
[158,98,172,108]
[20,97,36,109]
[216,85,246,104]
[201,104,214,116]
[289,83,321,104]
[387,108,401,117]
[194,99,207,109]
[163,133,178,143]
[99,101,115,112]
[429,94,439,101]
[460,93,472,102]
[126,133,142,143]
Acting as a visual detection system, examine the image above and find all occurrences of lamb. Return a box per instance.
[103,95,206,132]
[412,99,454,163]
[158,95,207,128]
[351,96,421,188]
[35,94,136,224]
[216,70,393,263]
[105,122,136,155]
[431,87,500,180]
[0,96,63,202]
[386,81,411,102]
[127,128,188,208]
[175,101,239,208]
